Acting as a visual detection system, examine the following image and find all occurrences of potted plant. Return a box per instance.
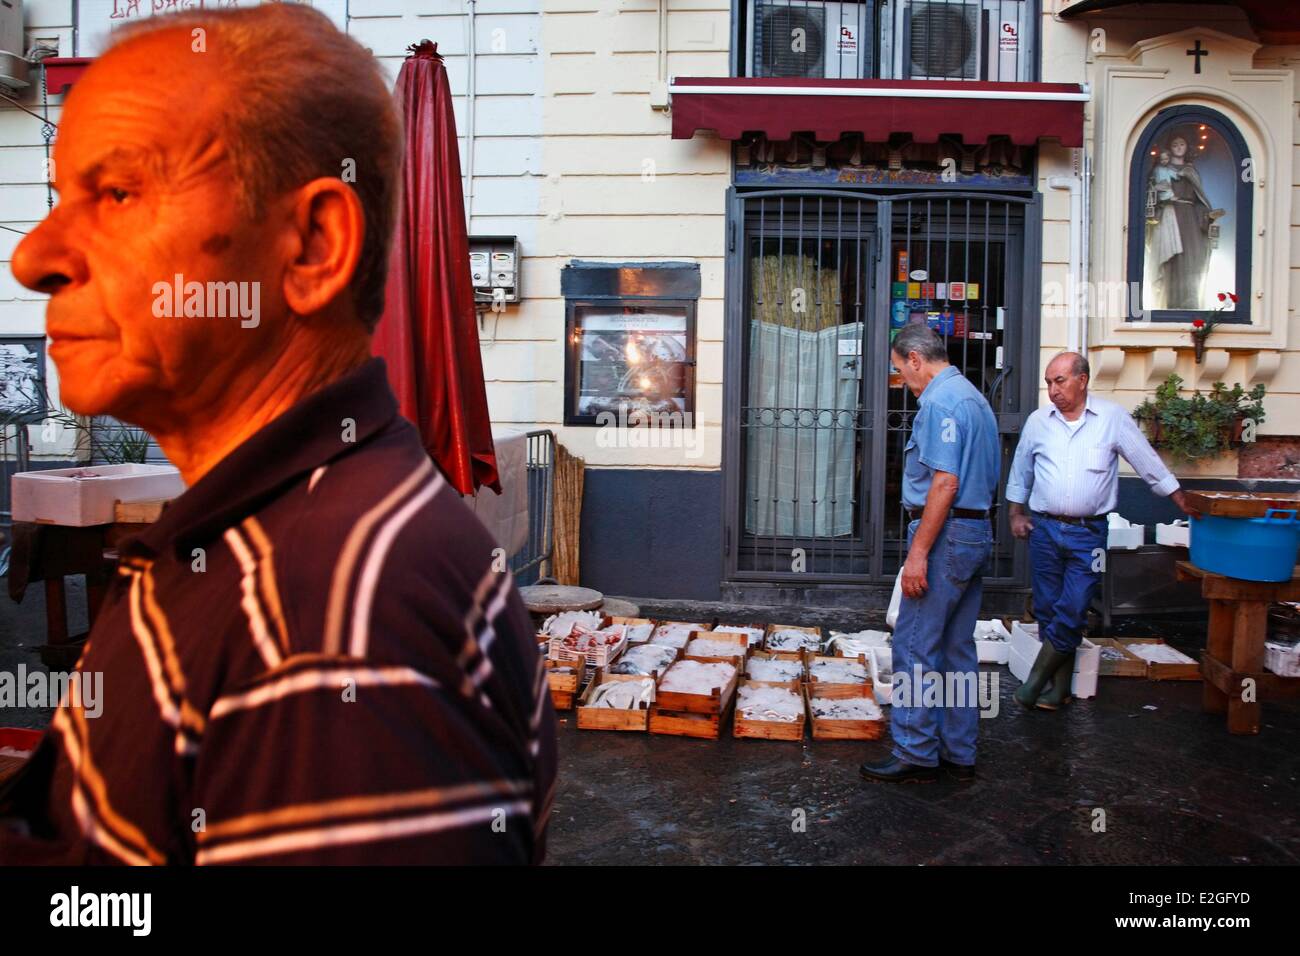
[1133,373,1265,462]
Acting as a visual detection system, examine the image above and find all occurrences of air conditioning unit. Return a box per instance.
[0,0,29,92]
[746,0,875,80]
[884,0,1032,82]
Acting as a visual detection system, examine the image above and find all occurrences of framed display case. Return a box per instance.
[561,262,700,427]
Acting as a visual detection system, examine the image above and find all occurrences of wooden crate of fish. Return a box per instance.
[745,651,806,683]
[733,679,806,741]
[763,624,823,660]
[1115,637,1201,681]
[606,642,681,679]
[1092,638,1148,678]
[804,653,873,692]
[683,630,750,665]
[544,658,584,710]
[805,682,886,741]
[576,670,656,732]
[548,624,629,669]
[648,660,739,739]
[647,621,711,650]
[609,616,657,645]
[709,623,767,651]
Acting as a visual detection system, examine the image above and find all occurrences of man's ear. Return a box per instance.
[281,178,365,317]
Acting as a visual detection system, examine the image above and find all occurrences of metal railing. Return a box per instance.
[508,429,556,584]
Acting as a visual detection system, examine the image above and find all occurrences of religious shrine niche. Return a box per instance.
[1127,106,1251,322]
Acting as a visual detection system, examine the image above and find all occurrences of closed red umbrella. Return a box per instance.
[374,40,500,494]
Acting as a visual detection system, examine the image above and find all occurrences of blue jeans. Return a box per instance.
[1028,517,1105,653]
[891,518,992,768]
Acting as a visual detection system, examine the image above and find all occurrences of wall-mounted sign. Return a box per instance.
[75,0,347,56]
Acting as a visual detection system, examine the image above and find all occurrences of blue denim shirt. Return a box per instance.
[902,365,1000,511]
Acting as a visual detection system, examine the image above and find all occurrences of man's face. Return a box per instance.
[1045,358,1088,414]
[892,349,925,397]
[11,32,286,427]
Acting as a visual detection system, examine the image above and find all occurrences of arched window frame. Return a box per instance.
[1126,105,1253,324]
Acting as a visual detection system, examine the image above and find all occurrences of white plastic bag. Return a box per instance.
[886,568,904,630]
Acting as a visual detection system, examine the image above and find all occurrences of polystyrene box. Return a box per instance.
[974,619,1012,665]
[1106,513,1144,550]
[1009,621,1099,698]
[1265,641,1300,678]
[1156,521,1190,548]
[11,464,184,527]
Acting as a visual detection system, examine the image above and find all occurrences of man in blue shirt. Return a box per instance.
[861,324,1000,784]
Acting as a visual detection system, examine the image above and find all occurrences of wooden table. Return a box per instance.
[6,498,172,670]
[1175,561,1300,734]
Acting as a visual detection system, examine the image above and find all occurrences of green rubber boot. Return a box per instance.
[1014,643,1070,710]
[1035,649,1077,711]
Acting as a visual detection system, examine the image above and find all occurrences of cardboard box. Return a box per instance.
[12,464,184,527]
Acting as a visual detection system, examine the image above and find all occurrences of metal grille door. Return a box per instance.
[725,189,1039,586]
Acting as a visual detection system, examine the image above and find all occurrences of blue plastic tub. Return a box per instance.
[1189,509,1300,582]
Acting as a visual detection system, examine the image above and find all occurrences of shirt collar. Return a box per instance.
[1048,392,1095,423]
[919,364,960,404]
[124,357,399,560]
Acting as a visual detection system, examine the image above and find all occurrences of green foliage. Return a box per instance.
[1132,373,1266,462]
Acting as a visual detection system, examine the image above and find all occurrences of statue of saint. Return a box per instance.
[1145,133,1224,310]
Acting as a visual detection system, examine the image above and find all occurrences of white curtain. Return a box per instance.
[744,320,862,538]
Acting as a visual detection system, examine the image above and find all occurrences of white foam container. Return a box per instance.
[1265,641,1300,678]
[1155,521,1190,548]
[974,619,1012,665]
[867,646,894,706]
[11,463,184,527]
[1106,513,1144,550]
[1009,621,1099,698]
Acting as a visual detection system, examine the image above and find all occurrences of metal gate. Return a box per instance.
[722,188,1041,586]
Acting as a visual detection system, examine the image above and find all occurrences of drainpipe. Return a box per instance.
[1048,168,1084,356]
[465,0,477,230]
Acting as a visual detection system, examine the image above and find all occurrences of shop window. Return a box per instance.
[1127,105,1252,322]
[561,262,699,427]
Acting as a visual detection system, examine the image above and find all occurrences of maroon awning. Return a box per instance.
[669,78,1088,147]
[42,57,94,95]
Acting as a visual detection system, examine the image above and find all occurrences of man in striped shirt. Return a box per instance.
[1,5,556,864]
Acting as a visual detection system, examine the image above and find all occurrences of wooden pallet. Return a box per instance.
[805,682,886,741]
[733,679,806,741]
[575,671,655,732]
[1092,638,1148,678]
[1182,490,1300,518]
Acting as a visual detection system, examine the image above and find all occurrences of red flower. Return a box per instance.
[1229,293,1239,303]
[1192,319,1205,328]
[1217,292,1226,302]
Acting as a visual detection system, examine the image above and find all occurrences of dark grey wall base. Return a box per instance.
[580,468,724,601]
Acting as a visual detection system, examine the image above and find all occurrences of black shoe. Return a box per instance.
[859,757,938,784]
[939,758,976,782]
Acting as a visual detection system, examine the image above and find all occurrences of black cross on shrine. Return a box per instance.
[1187,39,1209,74]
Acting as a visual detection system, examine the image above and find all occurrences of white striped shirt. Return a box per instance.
[1006,394,1179,517]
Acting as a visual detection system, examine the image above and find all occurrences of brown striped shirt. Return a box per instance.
[0,359,557,864]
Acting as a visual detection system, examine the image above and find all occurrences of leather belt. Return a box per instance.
[1034,511,1106,527]
[907,507,990,521]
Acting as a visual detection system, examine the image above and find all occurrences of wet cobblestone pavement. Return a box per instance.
[546,667,1300,865]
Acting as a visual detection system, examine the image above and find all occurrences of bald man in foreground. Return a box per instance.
[1005,353,1194,711]
[1,5,555,864]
